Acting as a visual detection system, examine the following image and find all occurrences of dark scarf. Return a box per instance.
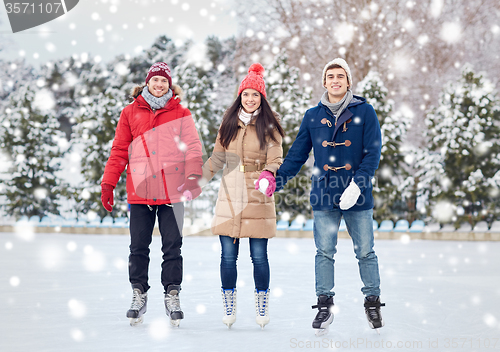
[320,89,353,124]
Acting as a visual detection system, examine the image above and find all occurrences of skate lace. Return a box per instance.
[222,290,235,315]
[166,293,181,312]
[255,290,269,317]
[366,306,380,320]
[130,289,146,311]
[365,300,385,321]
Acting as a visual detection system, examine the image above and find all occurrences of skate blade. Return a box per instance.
[375,328,381,335]
[314,326,329,337]
[224,323,233,329]
[368,319,384,331]
[129,316,144,326]
[170,319,181,327]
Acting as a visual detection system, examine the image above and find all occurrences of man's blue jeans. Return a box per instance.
[313,208,381,297]
[219,235,270,291]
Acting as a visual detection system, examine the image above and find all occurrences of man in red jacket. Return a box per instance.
[101,62,203,327]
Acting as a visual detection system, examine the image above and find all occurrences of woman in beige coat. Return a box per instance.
[202,63,284,329]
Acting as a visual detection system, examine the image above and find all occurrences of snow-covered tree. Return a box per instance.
[0,59,34,101]
[356,71,412,222]
[266,51,312,218]
[234,0,500,148]
[204,35,239,154]
[174,63,217,158]
[418,64,500,226]
[0,85,66,219]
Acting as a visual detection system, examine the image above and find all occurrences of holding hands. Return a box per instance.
[254,170,276,197]
[339,179,361,210]
[177,175,201,201]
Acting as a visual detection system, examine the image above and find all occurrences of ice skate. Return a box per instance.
[126,287,147,326]
[221,288,237,328]
[364,295,385,333]
[311,295,334,336]
[164,285,184,327]
[255,289,270,329]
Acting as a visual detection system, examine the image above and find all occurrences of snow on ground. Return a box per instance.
[1,232,500,352]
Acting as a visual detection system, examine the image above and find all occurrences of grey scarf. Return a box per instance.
[321,89,353,123]
[141,86,173,110]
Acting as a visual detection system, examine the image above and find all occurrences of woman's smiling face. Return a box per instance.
[241,88,261,114]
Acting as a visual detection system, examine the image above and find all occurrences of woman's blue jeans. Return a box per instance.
[313,209,381,297]
[219,235,270,291]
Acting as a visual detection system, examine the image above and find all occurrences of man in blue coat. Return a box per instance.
[275,58,384,335]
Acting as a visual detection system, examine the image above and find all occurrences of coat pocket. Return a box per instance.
[129,162,149,199]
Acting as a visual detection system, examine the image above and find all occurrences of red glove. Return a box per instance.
[101,183,114,212]
[178,176,200,191]
[255,170,276,197]
[177,175,201,201]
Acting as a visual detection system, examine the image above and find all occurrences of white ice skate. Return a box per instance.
[255,289,270,329]
[222,288,237,328]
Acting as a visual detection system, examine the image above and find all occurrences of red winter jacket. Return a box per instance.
[101,86,203,205]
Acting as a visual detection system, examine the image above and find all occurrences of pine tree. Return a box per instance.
[356,71,411,222]
[266,51,312,218]
[420,64,500,226]
[172,42,226,221]
[0,59,34,101]
[204,36,239,154]
[174,62,216,159]
[0,84,66,219]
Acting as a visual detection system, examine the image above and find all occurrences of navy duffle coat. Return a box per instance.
[276,95,382,211]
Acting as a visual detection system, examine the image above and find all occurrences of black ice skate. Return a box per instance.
[311,295,334,336]
[126,287,147,326]
[364,295,385,333]
[164,285,184,327]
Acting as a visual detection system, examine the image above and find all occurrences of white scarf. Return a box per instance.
[238,108,260,125]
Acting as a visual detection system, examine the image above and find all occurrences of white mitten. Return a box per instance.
[253,179,269,195]
[339,179,361,210]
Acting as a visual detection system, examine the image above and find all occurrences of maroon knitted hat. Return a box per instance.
[145,62,172,87]
[238,63,266,98]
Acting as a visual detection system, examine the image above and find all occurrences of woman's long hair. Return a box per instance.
[218,94,285,150]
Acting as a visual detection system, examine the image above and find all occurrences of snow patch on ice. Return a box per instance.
[148,318,171,340]
[68,299,87,319]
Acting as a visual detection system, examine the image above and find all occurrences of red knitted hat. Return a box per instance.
[237,63,266,98]
[145,62,172,87]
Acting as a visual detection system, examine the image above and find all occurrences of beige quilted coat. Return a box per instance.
[202,118,283,239]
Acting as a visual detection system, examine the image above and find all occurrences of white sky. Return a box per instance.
[0,0,238,66]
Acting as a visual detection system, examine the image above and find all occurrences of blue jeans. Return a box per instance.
[219,235,270,291]
[313,209,380,297]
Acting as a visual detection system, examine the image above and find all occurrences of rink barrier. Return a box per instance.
[1,224,500,240]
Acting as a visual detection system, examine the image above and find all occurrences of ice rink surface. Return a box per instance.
[1,232,499,352]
